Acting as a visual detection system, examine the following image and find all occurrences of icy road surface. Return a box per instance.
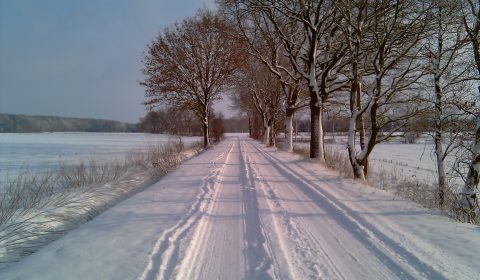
[2,135,479,279]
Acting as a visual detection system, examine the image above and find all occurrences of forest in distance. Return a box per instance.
[0,113,138,133]
[0,112,251,134]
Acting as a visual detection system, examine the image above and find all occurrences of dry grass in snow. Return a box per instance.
[290,141,477,224]
[0,140,203,267]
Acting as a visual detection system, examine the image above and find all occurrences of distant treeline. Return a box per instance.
[137,107,250,135]
[0,113,138,133]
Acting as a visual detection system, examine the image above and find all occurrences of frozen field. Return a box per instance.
[333,143,438,182]
[0,132,201,185]
[294,138,461,188]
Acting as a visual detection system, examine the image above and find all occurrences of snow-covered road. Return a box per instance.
[2,135,479,279]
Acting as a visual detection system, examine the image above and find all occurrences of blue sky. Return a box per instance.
[0,0,231,123]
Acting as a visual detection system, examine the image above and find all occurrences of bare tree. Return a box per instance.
[219,0,309,152]
[233,58,283,146]
[139,106,202,135]
[461,0,480,221]
[139,110,167,133]
[224,0,347,161]
[423,0,474,207]
[337,0,429,180]
[141,10,243,147]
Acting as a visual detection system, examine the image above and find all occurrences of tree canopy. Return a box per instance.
[141,10,244,147]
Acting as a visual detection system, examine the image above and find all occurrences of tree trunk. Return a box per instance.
[435,137,447,206]
[310,97,325,162]
[269,119,275,147]
[263,117,270,145]
[285,109,294,152]
[347,114,366,180]
[463,114,480,222]
[248,117,252,138]
[462,13,480,222]
[434,130,447,207]
[347,144,366,180]
[351,158,366,180]
[318,106,325,161]
[434,80,446,207]
[347,72,367,180]
[203,116,210,148]
[264,127,270,145]
[356,83,368,178]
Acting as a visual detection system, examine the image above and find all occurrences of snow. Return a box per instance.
[1,134,479,279]
[296,140,461,187]
[0,132,201,186]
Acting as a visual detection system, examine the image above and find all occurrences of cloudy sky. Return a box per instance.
[0,0,232,123]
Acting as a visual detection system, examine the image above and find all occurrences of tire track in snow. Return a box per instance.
[243,141,346,280]
[238,140,275,280]
[176,139,248,279]
[139,143,234,280]
[251,141,446,279]
[174,144,238,279]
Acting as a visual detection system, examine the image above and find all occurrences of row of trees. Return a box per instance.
[137,107,228,141]
[0,113,137,133]
[138,107,201,135]
[218,0,479,221]
[140,1,479,221]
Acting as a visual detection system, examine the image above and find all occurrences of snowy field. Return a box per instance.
[292,135,462,188]
[333,143,439,183]
[1,134,478,279]
[0,132,201,186]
